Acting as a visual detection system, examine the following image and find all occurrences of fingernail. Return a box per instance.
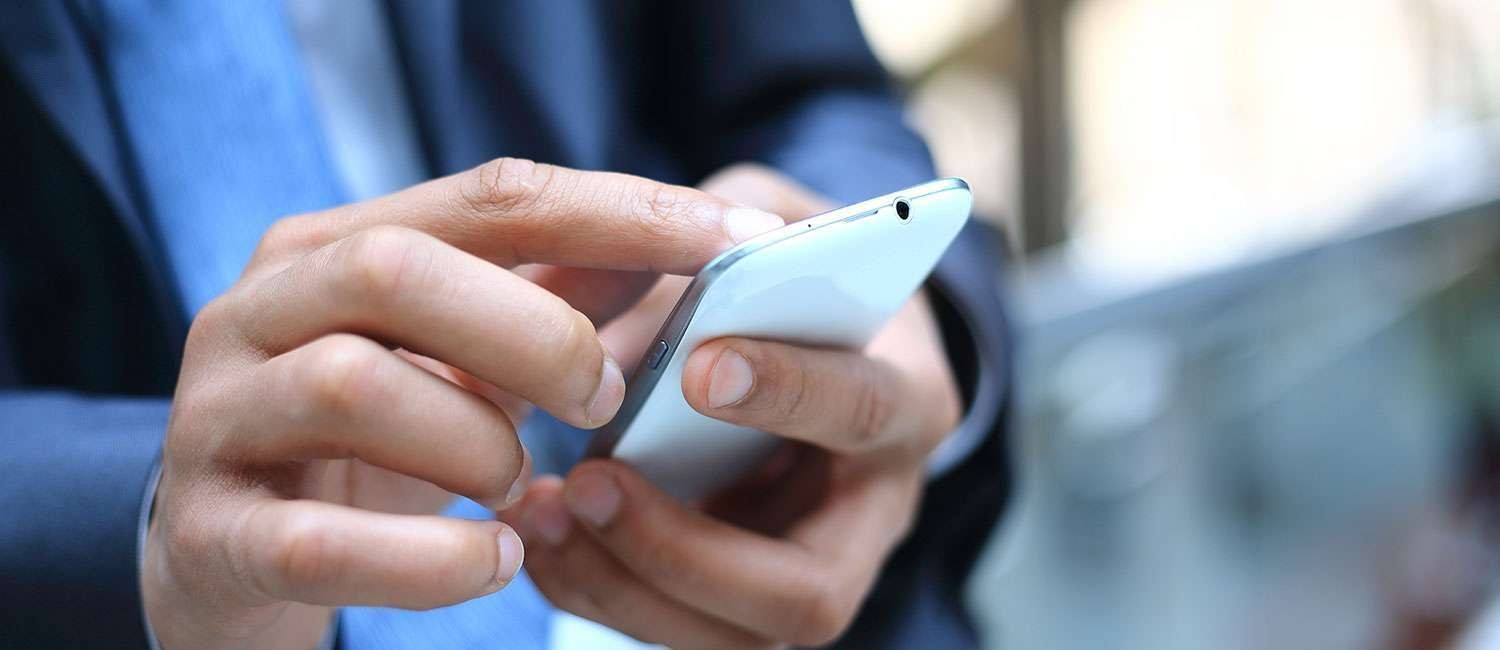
[585,355,626,427]
[526,496,572,546]
[503,449,533,509]
[565,471,621,528]
[723,207,784,244]
[496,526,525,585]
[707,349,754,408]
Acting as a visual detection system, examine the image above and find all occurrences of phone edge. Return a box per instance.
[584,177,970,458]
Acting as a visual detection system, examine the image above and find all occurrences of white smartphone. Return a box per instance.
[587,178,972,499]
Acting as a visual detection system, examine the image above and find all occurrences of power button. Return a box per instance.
[646,340,670,370]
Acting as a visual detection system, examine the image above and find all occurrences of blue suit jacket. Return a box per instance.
[0,2,1011,647]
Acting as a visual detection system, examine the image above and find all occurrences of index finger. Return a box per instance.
[253,158,784,277]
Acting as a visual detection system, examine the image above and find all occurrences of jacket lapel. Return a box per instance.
[0,2,186,333]
[0,2,143,232]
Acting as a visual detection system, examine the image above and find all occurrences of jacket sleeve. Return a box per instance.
[0,391,166,648]
[656,3,1014,646]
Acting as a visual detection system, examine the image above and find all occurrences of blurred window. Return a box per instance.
[855,0,1499,277]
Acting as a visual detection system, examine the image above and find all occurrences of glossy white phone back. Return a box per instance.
[592,179,972,499]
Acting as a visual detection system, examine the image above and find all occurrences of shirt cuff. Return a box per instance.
[138,462,163,650]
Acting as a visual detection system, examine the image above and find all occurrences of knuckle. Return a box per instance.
[637,182,697,232]
[166,510,258,604]
[301,335,385,418]
[194,293,236,329]
[257,214,323,259]
[766,350,813,425]
[848,365,894,448]
[542,307,602,397]
[169,382,238,460]
[269,513,342,590]
[467,426,523,502]
[334,226,433,302]
[163,512,218,565]
[185,293,236,349]
[466,156,557,215]
[559,308,600,369]
[785,571,855,646]
[181,292,260,381]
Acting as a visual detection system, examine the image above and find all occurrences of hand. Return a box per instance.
[142,159,785,649]
[504,165,963,648]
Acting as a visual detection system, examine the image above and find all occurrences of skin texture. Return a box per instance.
[501,165,964,649]
[143,160,960,649]
[143,159,786,649]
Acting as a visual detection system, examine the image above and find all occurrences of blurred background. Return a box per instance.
[848,0,1500,647]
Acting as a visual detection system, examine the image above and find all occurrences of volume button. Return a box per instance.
[646,340,670,370]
